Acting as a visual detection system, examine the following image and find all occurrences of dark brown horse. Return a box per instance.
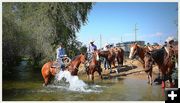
[99,50,116,69]
[144,47,175,88]
[41,53,86,86]
[98,47,124,70]
[86,51,103,81]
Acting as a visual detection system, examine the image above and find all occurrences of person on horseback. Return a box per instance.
[56,43,67,70]
[87,40,97,62]
[103,43,109,70]
[147,42,150,46]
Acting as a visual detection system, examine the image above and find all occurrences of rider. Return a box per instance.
[166,36,175,47]
[87,40,97,62]
[103,43,109,70]
[56,43,67,70]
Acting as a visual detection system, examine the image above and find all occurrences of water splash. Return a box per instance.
[54,70,103,93]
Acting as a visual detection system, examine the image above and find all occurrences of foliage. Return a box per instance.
[3,2,93,69]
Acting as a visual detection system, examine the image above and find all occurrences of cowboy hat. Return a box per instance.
[89,40,94,43]
[105,43,109,46]
[166,36,174,43]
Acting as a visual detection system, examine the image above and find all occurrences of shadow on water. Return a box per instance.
[3,61,165,101]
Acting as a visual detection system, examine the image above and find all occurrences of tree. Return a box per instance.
[3,2,93,69]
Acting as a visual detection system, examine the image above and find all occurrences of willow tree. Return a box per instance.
[3,2,93,68]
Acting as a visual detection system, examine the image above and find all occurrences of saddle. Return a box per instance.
[51,61,60,68]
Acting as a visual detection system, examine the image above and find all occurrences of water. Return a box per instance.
[3,61,165,101]
[54,70,103,92]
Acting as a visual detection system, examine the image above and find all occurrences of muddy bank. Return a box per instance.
[78,59,160,81]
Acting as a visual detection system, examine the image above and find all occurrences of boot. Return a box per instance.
[161,81,165,88]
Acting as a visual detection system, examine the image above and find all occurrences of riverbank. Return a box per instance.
[78,59,160,80]
[78,59,176,88]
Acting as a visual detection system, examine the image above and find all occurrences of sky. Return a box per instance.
[76,2,178,48]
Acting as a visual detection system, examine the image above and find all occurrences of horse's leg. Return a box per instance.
[108,61,111,69]
[44,75,50,86]
[87,75,89,80]
[161,66,168,88]
[149,69,152,85]
[97,67,103,80]
[108,60,112,72]
[169,75,173,88]
[147,73,150,84]
[145,71,151,84]
[87,72,90,80]
[120,55,124,66]
[89,74,92,81]
[116,57,120,67]
[92,72,95,81]
[167,67,174,88]
[113,60,116,68]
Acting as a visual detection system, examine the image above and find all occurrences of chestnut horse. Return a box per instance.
[112,47,124,66]
[144,47,175,88]
[41,53,86,86]
[86,51,103,81]
[66,53,87,75]
[41,61,59,86]
[129,43,158,85]
[129,43,150,65]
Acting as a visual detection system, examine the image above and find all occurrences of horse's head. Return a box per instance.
[80,53,87,64]
[129,43,138,59]
[94,50,100,61]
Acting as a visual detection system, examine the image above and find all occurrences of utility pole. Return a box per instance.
[134,23,138,42]
[121,36,122,43]
[100,34,102,49]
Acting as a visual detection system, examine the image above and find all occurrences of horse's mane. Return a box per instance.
[71,55,80,61]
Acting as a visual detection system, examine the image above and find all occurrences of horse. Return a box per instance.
[97,47,124,73]
[41,61,59,86]
[98,49,116,71]
[144,47,175,88]
[129,43,150,66]
[41,53,86,86]
[66,53,87,75]
[86,50,103,81]
[129,43,159,85]
[112,47,124,66]
[129,43,162,61]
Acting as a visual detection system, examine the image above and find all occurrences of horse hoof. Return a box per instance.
[150,82,152,85]
[43,83,47,87]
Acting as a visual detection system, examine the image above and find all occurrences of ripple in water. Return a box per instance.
[47,70,105,93]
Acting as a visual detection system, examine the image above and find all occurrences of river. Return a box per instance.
[3,61,165,101]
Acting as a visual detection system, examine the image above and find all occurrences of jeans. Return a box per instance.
[57,58,65,70]
[103,58,109,69]
[87,53,93,62]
